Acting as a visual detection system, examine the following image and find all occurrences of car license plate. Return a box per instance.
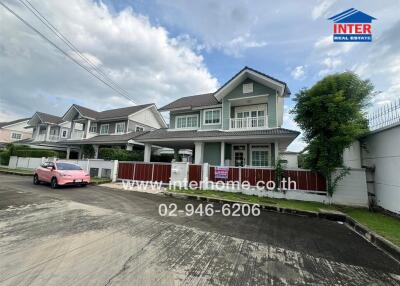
[75,179,83,183]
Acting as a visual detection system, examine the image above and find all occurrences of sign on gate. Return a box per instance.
[214,167,229,180]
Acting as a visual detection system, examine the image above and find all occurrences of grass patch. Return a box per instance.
[90,177,112,185]
[168,188,400,246]
[0,167,33,176]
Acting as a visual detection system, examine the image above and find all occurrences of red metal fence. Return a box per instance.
[118,161,171,183]
[209,166,326,192]
[117,162,327,192]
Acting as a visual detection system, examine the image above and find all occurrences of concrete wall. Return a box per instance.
[9,156,118,181]
[331,169,368,207]
[343,141,362,168]
[361,125,400,214]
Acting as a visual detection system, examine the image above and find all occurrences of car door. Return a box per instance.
[40,162,53,182]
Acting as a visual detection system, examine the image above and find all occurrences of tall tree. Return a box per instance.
[291,72,373,195]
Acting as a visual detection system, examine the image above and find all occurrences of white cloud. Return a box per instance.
[291,65,306,80]
[312,0,337,20]
[217,33,267,57]
[0,0,218,120]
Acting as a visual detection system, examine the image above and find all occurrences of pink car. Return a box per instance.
[34,161,90,188]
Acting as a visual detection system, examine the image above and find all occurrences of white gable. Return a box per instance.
[129,106,166,128]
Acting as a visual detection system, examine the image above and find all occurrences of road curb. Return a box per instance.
[164,191,400,264]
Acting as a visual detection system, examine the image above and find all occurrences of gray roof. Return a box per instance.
[0,118,30,128]
[58,131,148,145]
[159,67,290,111]
[73,103,154,121]
[159,93,219,111]
[36,112,64,125]
[136,128,300,141]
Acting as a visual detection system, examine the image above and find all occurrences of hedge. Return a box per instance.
[0,151,10,165]
[98,148,143,161]
[13,149,66,159]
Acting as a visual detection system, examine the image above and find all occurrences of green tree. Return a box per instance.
[291,72,373,195]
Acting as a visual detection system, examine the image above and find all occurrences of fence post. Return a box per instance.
[202,163,209,186]
[112,160,118,182]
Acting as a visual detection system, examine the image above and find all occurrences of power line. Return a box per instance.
[18,0,136,104]
[0,1,138,105]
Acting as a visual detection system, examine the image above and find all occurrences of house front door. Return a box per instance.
[233,145,247,167]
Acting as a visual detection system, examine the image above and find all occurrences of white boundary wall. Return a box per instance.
[8,156,118,181]
[361,125,400,214]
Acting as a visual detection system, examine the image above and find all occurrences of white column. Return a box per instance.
[274,140,279,164]
[93,144,99,159]
[78,146,82,159]
[66,147,71,159]
[85,120,91,138]
[220,141,225,166]
[45,125,51,141]
[69,121,74,138]
[194,142,204,164]
[144,143,152,162]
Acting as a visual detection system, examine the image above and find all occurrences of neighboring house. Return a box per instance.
[58,103,167,158]
[280,151,299,168]
[0,118,32,147]
[137,67,300,167]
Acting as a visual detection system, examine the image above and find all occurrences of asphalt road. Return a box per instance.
[0,174,399,285]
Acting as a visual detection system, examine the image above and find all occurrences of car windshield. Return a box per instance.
[56,163,82,170]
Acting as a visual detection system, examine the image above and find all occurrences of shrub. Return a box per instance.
[98,148,143,161]
[0,151,10,165]
[151,154,174,163]
[13,149,66,159]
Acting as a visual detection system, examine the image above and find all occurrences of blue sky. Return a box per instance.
[1,0,399,151]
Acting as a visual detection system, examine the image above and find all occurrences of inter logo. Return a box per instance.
[328,8,376,42]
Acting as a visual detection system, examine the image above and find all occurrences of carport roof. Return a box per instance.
[136,128,300,141]
[59,131,148,145]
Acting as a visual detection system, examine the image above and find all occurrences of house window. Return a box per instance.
[175,115,198,129]
[136,126,144,132]
[99,124,109,135]
[115,122,125,134]
[61,129,68,138]
[11,132,22,140]
[89,123,97,133]
[204,109,221,125]
[243,83,253,94]
[251,145,270,167]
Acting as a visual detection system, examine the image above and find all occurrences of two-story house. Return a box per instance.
[137,67,300,167]
[59,103,167,158]
[0,118,32,148]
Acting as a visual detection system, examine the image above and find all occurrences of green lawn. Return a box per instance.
[168,188,400,247]
[0,167,33,176]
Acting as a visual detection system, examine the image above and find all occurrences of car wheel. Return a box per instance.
[51,177,58,189]
[33,174,40,185]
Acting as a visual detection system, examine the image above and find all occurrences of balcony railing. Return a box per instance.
[70,130,84,140]
[230,116,268,130]
[34,134,46,141]
[48,135,60,142]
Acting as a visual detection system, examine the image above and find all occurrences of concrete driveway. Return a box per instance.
[0,174,399,285]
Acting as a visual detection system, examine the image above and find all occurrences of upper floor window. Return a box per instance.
[89,123,97,133]
[175,115,198,129]
[116,122,125,134]
[11,132,22,140]
[204,109,221,125]
[136,126,144,132]
[61,129,68,138]
[100,124,109,135]
[243,82,253,94]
